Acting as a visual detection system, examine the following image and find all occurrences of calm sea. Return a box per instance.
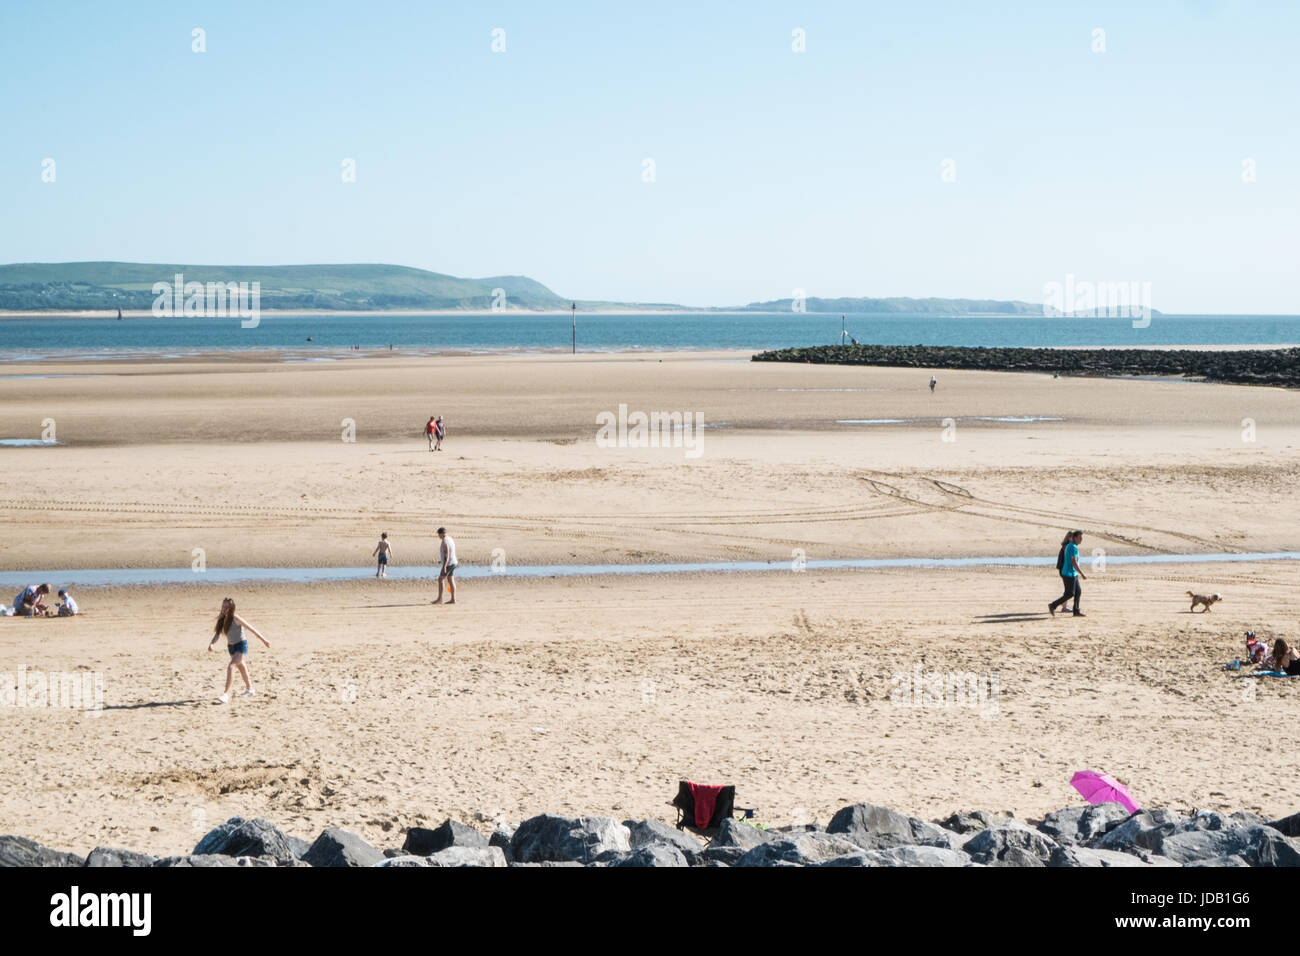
[2,312,1298,360]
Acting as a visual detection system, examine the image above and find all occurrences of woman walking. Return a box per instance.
[207,597,272,703]
[1048,530,1087,617]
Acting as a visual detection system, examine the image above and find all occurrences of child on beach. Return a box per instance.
[206,597,271,704]
[372,532,394,578]
[56,589,78,616]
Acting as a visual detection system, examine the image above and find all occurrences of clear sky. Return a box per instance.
[2,0,1296,312]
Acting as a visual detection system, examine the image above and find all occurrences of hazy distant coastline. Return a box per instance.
[0,261,1068,317]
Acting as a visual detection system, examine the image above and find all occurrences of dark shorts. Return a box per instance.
[378,553,389,564]
[441,564,457,578]
[228,641,248,657]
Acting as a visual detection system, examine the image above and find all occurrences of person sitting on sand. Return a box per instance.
[206,597,272,704]
[13,583,51,617]
[56,588,78,616]
[372,532,394,578]
[1265,639,1300,675]
[1048,531,1086,617]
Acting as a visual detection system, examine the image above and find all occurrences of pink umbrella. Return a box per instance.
[1070,770,1141,814]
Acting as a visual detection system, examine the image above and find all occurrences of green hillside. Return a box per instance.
[0,262,572,312]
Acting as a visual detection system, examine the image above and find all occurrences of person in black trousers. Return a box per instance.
[1049,530,1087,617]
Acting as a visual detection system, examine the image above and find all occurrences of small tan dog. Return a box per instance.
[1187,591,1223,613]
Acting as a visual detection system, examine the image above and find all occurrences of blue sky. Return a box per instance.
[2,0,1296,312]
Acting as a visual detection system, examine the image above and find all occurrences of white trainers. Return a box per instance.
[215,693,230,704]
[238,688,255,698]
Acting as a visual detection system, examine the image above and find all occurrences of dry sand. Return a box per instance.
[0,350,1298,855]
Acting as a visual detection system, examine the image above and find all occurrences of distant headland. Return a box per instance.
[0,261,1069,316]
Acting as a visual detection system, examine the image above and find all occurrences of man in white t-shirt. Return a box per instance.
[435,527,457,605]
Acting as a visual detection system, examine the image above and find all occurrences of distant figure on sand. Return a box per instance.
[56,588,78,616]
[373,532,393,578]
[425,416,436,451]
[434,416,445,451]
[929,376,937,393]
[207,597,271,704]
[434,527,457,604]
[1049,530,1087,617]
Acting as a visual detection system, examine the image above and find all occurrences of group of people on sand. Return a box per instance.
[1245,630,1300,675]
[371,527,457,604]
[425,415,445,451]
[5,583,78,618]
[207,528,459,705]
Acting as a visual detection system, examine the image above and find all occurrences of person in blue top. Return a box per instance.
[1048,530,1087,617]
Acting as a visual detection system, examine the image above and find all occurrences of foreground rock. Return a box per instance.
[10,800,1300,866]
[828,804,961,851]
[712,818,778,851]
[193,817,297,864]
[510,815,630,864]
[963,823,1060,867]
[623,818,704,864]
[0,835,84,867]
[735,834,865,867]
[402,820,488,856]
[377,847,507,868]
[303,829,385,868]
[86,847,158,867]
[1036,804,1130,845]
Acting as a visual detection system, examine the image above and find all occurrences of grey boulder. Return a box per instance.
[827,804,961,851]
[1048,846,1179,867]
[0,835,84,867]
[510,814,630,864]
[963,823,1060,867]
[1157,827,1300,866]
[303,828,385,868]
[734,833,865,867]
[623,818,703,863]
[938,811,1007,835]
[85,846,158,867]
[860,845,975,867]
[403,819,488,856]
[193,817,296,863]
[608,845,690,867]
[1037,804,1131,845]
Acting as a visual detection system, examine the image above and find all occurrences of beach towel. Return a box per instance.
[688,783,725,828]
[670,780,736,831]
[1249,670,1296,678]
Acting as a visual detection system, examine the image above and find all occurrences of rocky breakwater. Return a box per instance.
[751,345,1300,389]
[5,804,1300,867]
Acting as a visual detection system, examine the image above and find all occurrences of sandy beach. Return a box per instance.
[1,350,1298,855]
